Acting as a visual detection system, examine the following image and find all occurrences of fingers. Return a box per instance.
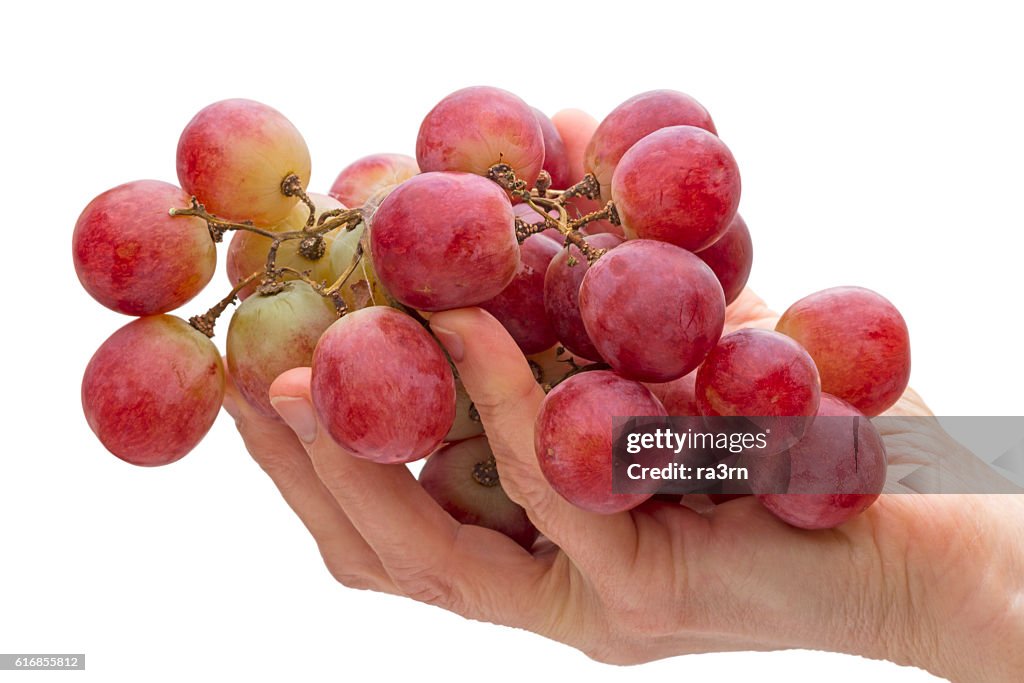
[223,371,396,593]
[551,108,599,182]
[723,288,779,333]
[268,367,553,628]
[429,308,641,576]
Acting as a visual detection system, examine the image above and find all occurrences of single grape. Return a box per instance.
[694,213,753,305]
[579,239,725,382]
[535,370,665,514]
[775,287,911,416]
[419,436,538,550]
[416,86,545,190]
[226,193,345,299]
[696,328,821,452]
[757,394,887,529]
[611,125,741,251]
[226,282,338,419]
[176,98,311,225]
[479,233,561,354]
[73,180,216,316]
[311,307,455,463]
[369,172,519,311]
[585,90,717,201]
[82,315,224,466]
[532,108,571,189]
[543,232,623,362]
[328,153,419,208]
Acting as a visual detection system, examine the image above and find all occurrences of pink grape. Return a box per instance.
[176,99,311,226]
[585,90,717,201]
[226,193,344,299]
[551,108,599,183]
[543,232,623,361]
[226,282,338,418]
[479,233,561,354]
[416,86,545,190]
[82,315,224,466]
[611,125,741,251]
[328,153,419,207]
[579,239,725,382]
[696,328,821,451]
[311,306,454,463]
[694,213,753,305]
[73,180,216,316]
[369,172,519,311]
[757,394,887,529]
[532,108,572,189]
[776,287,911,416]
[419,436,538,550]
[536,370,666,514]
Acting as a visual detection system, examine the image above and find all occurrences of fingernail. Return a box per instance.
[271,396,318,444]
[431,324,464,362]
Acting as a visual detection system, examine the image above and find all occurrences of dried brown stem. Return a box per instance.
[188,271,262,338]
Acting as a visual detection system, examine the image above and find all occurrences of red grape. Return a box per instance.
[611,125,741,251]
[757,394,887,529]
[694,213,753,305]
[532,108,571,189]
[82,315,224,466]
[543,232,623,361]
[535,370,665,514]
[369,172,519,311]
[585,90,716,201]
[419,436,538,550]
[328,153,419,208]
[696,328,821,451]
[579,239,725,382]
[479,233,561,354]
[311,306,454,463]
[416,86,545,190]
[227,282,338,419]
[176,99,311,226]
[775,287,910,416]
[73,180,216,316]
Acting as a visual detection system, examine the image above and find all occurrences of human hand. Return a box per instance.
[225,288,1024,682]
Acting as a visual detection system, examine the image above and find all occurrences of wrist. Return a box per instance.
[886,495,1024,681]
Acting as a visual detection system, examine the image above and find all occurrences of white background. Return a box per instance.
[2,1,1021,681]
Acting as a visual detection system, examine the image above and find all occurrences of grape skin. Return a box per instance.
[176,98,311,226]
[579,239,725,382]
[535,371,666,514]
[611,125,741,252]
[227,282,338,419]
[82,316,224,466]
[311,307,455,464]
[73,180,216,316]
[369,172,519,312]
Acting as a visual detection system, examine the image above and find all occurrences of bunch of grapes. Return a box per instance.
[74,86,911,540]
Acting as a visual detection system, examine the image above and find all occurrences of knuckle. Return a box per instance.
[391,564,458,609]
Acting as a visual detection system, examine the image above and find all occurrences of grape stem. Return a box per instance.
[487,164,609,264]
[188,271,262,338]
